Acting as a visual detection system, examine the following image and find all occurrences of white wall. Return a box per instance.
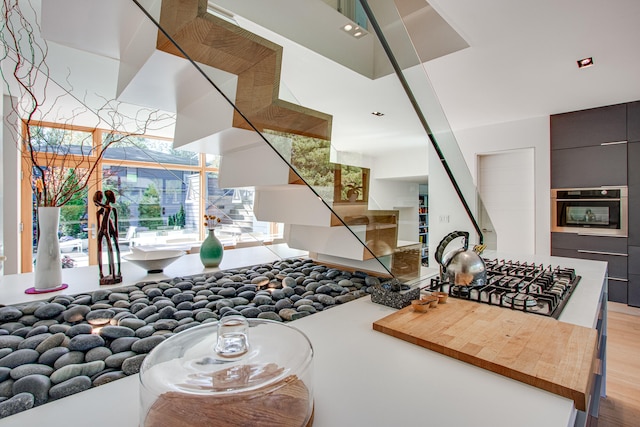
[2,95,21,274]
[428,116,550,264]
[370,147,428,242]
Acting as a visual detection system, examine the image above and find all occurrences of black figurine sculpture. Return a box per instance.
[94,190,122,285]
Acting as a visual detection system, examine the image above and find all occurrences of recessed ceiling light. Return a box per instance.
[577,57,594,69]
[372,111,384,117]
[341,23,368,39]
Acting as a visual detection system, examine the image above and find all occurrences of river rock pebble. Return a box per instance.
[0,258,387,418]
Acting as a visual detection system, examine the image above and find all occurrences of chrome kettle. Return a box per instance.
[435,231,487,287]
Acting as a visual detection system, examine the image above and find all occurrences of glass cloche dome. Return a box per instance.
[140,316,314,427]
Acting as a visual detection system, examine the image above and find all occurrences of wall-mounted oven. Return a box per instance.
[551,186,628,236]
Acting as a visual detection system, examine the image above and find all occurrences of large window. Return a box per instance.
[21,122,283,272]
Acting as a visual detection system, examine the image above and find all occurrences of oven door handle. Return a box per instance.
[555,198,621,202]
[607,277,628,282]
[577,249,628,257]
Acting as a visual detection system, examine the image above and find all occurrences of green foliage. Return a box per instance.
[138,183,163,229]
[168,204,186,228]
[60,205,85,237]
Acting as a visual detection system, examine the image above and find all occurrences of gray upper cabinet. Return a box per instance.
[551,103,627,149]
[628,101,640,143]
[551,143,627,188]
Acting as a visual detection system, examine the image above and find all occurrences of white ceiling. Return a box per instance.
[212,0,640,154]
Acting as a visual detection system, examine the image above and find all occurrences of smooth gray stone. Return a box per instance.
[12,374,50,406]
[253,295,273,306]
[134,305,157,320]
[270,289,286,300]
[35,332,66,353]
[153,300,175,311]
[50,361,105,384]
[25,325,48,338]
[19,302,46,315]
[365,276,381,286]
[17,333,52,350]
[18,315,38,327]
[118,318,146,330]
[0,336,24,350]
[194,311,217,322]
[72,296,92,305]
[113,300,131,309]
[86,309,116,325]
[293,299,313,308]
[33,303,65,320]
[85,346,113,363]
[104,351,137,369]
[0,392,34,418]
[0,350,10,360]
[145,288,163,298]
[218,287,236,298]
[250,276,270,286]
[53,351,85,370]
[257,312,283,322]
[92,370,126,387]
[282,276,297,288]
[290,311,311,321]
[316,294,336,306]
[240,307,261,318]
[0,349,39,368]
[67,334,105,352]
[153,319,178,331]
[278,308,297,321]
[9,364,53,380]
[131,336,165,354]
[66,324,93,337]
[110,337,140,353]
[91,289,112,304]
[49,375,91,400]
[0,380,13,398]
[157,306,177,320]
[336,294,357,304]
[33,319,59,328]
[171,293,193,305]
[314,285,333,294]
[62,305,91,323]
[297,305,317,314]
[134,325,155,338]
[229,297,250,306]
[108,293,129,303]
[0,323,25,334]
[122,354,147,375]
[144,313,160,324]
[175,301,193,311]
[173,310,194,321]
[0,369,9,383]
[275,298,293,311]
[48,324,70,334]
[38,347,69,367]
[99,326,135,340]
[0,307,23,322]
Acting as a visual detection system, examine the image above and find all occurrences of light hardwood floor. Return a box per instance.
[597,303,640,426]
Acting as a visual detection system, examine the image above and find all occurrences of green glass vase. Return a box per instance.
[200,229,224,268]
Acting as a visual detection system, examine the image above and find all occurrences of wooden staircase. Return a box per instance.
[39,0,421,279]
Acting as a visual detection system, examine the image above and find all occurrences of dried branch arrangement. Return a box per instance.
[0,0,175,207]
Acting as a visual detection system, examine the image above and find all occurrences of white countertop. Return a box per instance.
[0,249,607,427]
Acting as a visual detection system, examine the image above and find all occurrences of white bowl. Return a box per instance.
[123,250,185,273]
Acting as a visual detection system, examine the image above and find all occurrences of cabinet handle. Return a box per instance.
[607,277,628,282]
[578,233,627,238]
[600,140,627,146]
[577,249,628,257]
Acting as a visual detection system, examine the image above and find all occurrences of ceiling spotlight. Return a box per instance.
[577,57,594,69]
[341,23,368,39]
[372,111,384,117]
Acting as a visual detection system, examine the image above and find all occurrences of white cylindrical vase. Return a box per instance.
[34,206,63,290]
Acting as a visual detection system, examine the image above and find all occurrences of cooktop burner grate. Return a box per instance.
[426,258,581,319]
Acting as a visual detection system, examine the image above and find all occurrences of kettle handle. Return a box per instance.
[435,231,469,266]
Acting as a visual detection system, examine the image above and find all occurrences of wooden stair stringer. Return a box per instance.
[156,0,332,142]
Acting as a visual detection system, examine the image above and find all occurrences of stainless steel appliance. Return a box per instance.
[426,258,581,319]
[551,186,628,236]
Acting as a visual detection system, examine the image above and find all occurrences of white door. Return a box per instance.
[477,149,535,255]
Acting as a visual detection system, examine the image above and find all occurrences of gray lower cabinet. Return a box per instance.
[629,275,640,307]
[551,143,627,188]
[551,232,629,303]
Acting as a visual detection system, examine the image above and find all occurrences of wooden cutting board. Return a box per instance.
[372,298,598,411]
